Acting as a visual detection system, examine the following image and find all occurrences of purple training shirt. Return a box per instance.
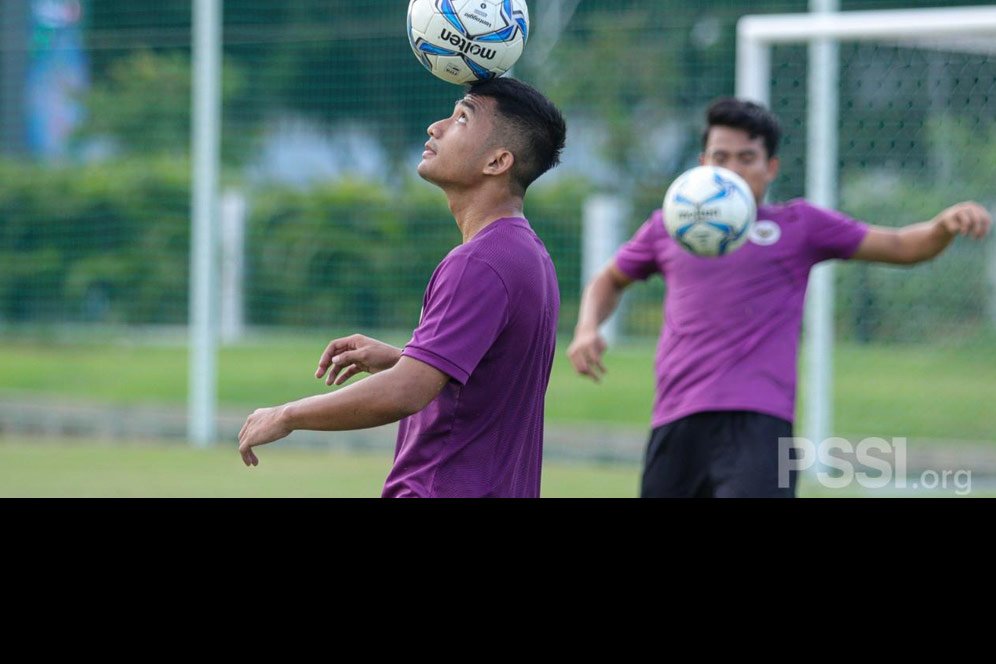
[614,199,869,428]
[382,217,560,498]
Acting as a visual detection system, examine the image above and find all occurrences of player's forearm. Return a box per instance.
[575,271,624,332]
[897,220,956,264]
[281,369,422,432]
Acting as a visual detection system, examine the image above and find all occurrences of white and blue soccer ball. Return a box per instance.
[662,165,757,257]
[407,0,530,85]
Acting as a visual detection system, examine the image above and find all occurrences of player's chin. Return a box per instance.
[417,161,441,184]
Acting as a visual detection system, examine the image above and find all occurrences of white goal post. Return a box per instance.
[735,5,996,446]
[190,0,222,447]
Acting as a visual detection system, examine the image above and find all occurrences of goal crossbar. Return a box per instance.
[740,6,996,44]
[738,6,996,103]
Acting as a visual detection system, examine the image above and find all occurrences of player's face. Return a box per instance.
[701,125,780,204]
[418,94,497,187]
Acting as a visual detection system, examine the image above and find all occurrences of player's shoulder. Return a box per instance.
[431,248,506,301]
[447,218,546,279]
[469,216,536,244]
[465,217,542,259]
[633,208,668,239]
[760,198,812,216]
[774,198,865,226]
[760,198,836,224]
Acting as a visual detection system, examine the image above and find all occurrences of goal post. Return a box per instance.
[735,5,996,446]
[190,0,222,447]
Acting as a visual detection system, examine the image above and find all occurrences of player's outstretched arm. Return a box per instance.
[852,201,992,265]
[238,356,448,466]
[567,263,634,383]
[316,334,403,386]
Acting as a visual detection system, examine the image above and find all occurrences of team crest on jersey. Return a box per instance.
[749,220,781,246]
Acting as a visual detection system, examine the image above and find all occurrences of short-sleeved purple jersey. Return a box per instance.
[614,199,869,428]
[382,217,559,498]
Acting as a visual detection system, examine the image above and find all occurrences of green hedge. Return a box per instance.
[246,175,589,331]
[0,159,588,332]
[0,158,190,324]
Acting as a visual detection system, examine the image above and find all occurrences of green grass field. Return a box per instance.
[1,333,993,498]
[1,333,994,440]
[1,438,988,497]
[0,438,641,497]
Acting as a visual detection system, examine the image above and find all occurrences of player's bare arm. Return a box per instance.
[852,201,992,265]
[568,263,634,382]
[239,356,448,466]
[316,334,403,386]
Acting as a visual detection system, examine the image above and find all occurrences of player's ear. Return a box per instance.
[698,153,706,166]
[484,148,515,176]
[765,155,780,183]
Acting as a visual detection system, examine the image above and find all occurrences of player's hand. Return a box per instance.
[238,406,291,467]
[316,334,403,386]
[934,202,992,240]
[567,328,608,383]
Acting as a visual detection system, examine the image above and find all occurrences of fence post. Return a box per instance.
[220,189,246,345]
[582,195,627,344]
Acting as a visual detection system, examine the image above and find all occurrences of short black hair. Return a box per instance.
[702,97,782,158]
[466,77,567,195]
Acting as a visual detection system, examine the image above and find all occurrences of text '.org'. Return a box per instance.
[778,437,972,496]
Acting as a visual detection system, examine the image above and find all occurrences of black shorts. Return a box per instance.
[641,411,798,498]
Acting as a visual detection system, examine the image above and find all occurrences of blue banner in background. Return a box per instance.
[26,0,89,160]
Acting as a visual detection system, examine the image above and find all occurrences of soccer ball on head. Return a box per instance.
[407,0,530,85]
[662,165,757,257]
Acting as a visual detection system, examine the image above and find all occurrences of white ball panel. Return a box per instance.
[408,0,434,33]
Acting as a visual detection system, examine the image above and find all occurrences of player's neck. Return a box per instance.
[447,188,524,243]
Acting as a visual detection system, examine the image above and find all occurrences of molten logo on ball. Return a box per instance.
[408,0,530,85]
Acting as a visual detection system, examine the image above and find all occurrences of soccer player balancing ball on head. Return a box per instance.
[238,77,566,498]
[567,97,992,499]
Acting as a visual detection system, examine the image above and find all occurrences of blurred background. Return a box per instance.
[1,0,994,497]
